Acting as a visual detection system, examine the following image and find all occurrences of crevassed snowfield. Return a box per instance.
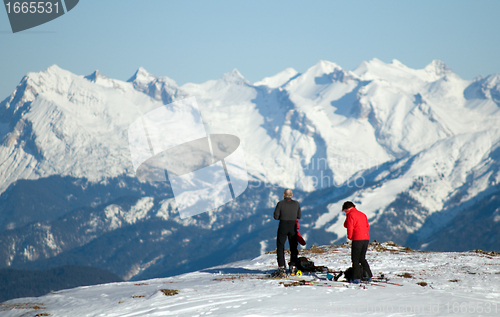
[2,242,499,317]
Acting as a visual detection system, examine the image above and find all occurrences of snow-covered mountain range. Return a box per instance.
[0,59,499,280]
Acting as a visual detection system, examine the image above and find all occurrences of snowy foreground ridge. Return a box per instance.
[1,242,499,317]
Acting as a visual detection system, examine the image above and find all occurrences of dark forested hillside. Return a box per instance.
[0,265,123,302]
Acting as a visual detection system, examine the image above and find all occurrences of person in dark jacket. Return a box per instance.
[274,189,301,275]
[343,201,373,283]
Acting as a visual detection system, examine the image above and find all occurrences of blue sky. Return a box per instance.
[1,0,499,99]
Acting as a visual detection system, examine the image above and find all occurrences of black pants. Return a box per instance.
[276,220,298,267]
[351,240,373,280]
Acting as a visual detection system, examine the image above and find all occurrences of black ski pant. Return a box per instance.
[351,240,373,280]
[276,220,298,268]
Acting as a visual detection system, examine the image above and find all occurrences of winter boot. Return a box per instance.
[289,264,297,276]
[349,278,361,284]
[278,266,287,277]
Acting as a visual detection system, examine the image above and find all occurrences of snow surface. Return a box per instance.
[1,242,499,317]
[253,67,299,88]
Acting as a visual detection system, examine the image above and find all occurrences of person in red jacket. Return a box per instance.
[343,201,373,283]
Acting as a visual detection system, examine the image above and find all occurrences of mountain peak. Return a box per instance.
[292,60,343,85]
[127,68,178,89]
[6,65,72,105]
[353,58,391,77]
[483,73,500,86]
[464,73,500,103]
[126,68,183,104]
[221,69,249,85]
[368,57,384,64]
[27,64,72,80]
[45,64,64,74]
[424,60,452,77]
[391,59,405,67]
[223,68,244,78]
[127,67,155,84]
[310,60,342,75]
[254,67,299,88]
[84,70,105,83]
[353,58,455,83]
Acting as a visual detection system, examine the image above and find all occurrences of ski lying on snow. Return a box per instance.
[314,273,386,287]
[304,280,370,289]
[266,272,383,288]
[337,280,385,287]
[267,271,395,288]
[300,275,384,288]
[371,278,403,286]
[314,272,403,287]
[265,273,315,281]
[304,281,349,288]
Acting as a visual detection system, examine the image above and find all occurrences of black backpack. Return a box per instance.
[295,257,328,273]
[343,264,370,281]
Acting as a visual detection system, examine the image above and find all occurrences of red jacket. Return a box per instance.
[296,220,306,246]
[343,207,370,241]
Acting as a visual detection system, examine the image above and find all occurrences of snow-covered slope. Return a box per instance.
[254,67,299,88]
[1,242,499,317]
[0,66,161,193]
